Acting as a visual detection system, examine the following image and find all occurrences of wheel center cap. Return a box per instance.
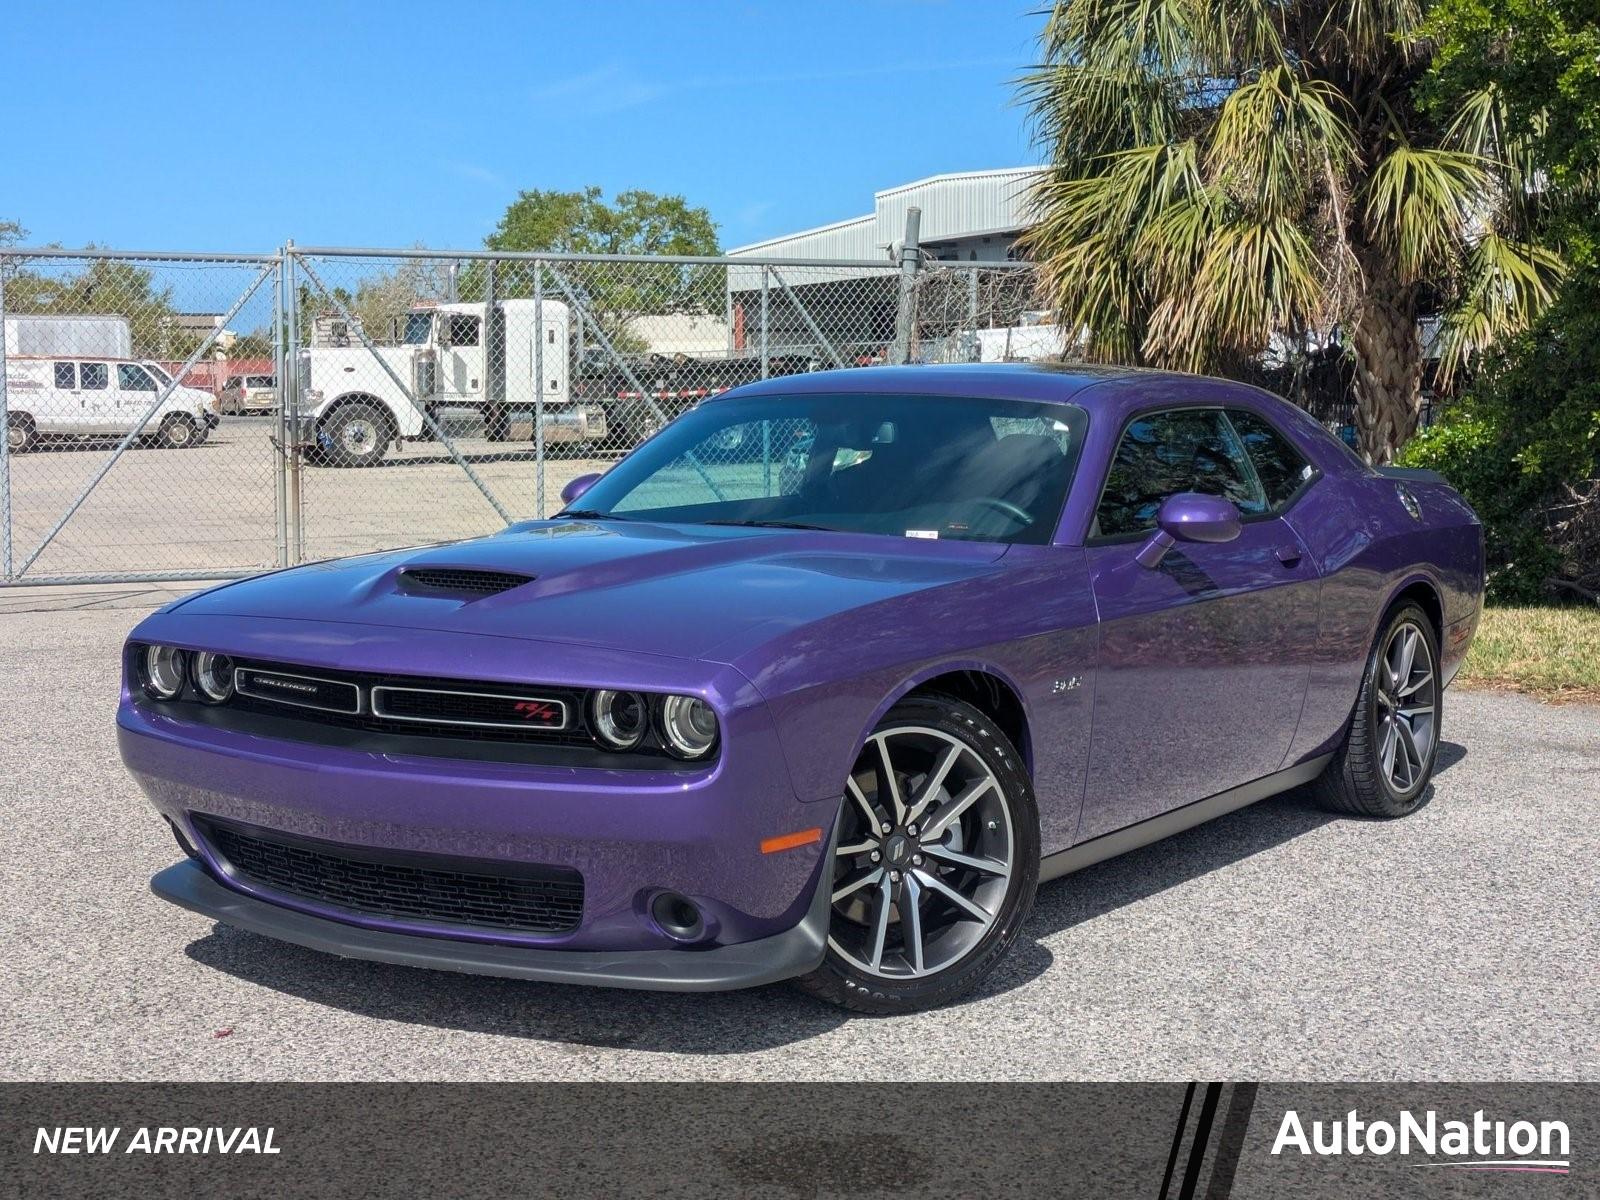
[883,833,912,866]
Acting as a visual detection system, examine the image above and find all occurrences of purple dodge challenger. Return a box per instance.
[120,365,1483,1012]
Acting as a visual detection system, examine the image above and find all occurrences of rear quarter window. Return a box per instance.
[1226,409,1315,509]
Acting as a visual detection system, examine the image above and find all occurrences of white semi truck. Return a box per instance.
[296,299,608,466]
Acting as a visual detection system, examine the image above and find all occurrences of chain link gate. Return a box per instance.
[0,249,286,584]
[1,244,1042,585]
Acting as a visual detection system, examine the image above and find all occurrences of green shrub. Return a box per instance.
[1402,271,1600,602]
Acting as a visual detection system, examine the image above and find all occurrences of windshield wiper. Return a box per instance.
[556,509,634,521]
[703,519,838,532]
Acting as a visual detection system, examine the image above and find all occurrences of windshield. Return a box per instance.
[143,363,172,384]
[568,392,1087,545]
[401,311,434,345]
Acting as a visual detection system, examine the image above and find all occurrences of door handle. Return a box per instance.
[1275,544,1303,567]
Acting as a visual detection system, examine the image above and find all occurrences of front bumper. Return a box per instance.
[118,621,837,984]
[152,824,833,991]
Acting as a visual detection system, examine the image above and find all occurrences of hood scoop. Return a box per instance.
[396,566,534,599]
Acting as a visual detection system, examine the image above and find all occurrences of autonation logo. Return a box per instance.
[1272,1109,1571,1174]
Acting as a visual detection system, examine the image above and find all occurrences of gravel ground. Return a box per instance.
[2,586,1596,1082]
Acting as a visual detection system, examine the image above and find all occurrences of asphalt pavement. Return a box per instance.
[3,585,1595,1081]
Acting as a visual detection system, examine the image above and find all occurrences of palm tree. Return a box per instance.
[1020,0,1564,463]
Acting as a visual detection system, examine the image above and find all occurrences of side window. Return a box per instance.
[117,364,156,391]
[1226,409,1314,510]
[78,363,109,390]
[1094,408,1266,539]
[447,314,481,346]
[53,362,76,388]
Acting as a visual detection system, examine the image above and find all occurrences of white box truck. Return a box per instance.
[4,314,134,359]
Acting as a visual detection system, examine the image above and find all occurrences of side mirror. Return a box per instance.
[1135,492,1242,568]
[560,472,602,507]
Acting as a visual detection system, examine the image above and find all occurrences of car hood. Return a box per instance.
[176,519,1010,662]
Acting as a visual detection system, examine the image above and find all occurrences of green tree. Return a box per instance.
[4,254,196,358]
[1401,0,1600,599]
[1020,1,1565,463]
[487,187,720,258]
[483,188,723,334]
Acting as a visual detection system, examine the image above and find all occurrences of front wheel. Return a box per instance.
[794,695,1039,1013]
[156,413,200,449]
[318,403,390,467]
[1316,601,1441,817]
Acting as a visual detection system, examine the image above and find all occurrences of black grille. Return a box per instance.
[196,815,584,934]
[372,686,567,730]
[398,567,532,597]
[227,658,594,747]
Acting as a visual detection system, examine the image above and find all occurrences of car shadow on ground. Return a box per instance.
[183,742,1466,1052]
[1021,737,1465,947]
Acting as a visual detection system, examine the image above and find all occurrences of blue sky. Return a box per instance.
[3,0,1046,254]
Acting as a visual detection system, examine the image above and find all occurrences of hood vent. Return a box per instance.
[397,567,533,598]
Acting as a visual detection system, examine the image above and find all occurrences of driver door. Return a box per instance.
[114,362,160,432]
[1077,406,1320,840]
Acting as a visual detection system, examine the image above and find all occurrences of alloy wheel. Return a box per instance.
[828,726,1014,979]
[1375,621,1436,795]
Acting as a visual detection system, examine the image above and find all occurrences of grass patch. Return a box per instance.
[1457,605,1600,702]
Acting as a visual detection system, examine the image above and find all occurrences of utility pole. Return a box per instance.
[891,206,922,365]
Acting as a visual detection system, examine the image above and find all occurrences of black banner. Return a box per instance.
[2,1083,1593,1198]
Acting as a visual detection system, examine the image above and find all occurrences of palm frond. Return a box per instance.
[1434,233,1565,383]
[1145,217,1325,364]
[1363,143,1493,280]
[1208,65,1357,217]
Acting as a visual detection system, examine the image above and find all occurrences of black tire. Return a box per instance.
[7,413,37,454]
[484,405,512,442]
[156,413,200,449]
[1316,601,1442,818]
[318,402,390,467]
[794,694,1040,1014]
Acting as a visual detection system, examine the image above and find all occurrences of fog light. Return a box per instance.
[591,689,646,750]
[192,651,235,703]
[659,694,718,758]
[142,645,187,700]
[650,891,705,942]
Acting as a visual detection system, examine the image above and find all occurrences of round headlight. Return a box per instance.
[659,694,718,759]
[142,645,187,700]
[591,689,647,750]
[192,651,235,703]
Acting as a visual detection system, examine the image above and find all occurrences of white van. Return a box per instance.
[4,356,219,452]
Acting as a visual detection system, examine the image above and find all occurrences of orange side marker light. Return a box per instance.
[760,827,823,854]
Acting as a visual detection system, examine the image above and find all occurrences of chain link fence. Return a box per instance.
[0,244,1050,584]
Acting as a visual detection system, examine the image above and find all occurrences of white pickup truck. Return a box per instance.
[296,299,608,466]
[4,355,218,453]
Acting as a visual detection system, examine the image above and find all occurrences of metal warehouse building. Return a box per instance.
[725,167,1043,361]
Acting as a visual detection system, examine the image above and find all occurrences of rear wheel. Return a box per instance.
[7,414,37,454]
[319,402,389,467]
[1316,602,1441,817]
[156,413,199,449]
[794,695,1039,1013]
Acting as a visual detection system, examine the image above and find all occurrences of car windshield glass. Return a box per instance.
[401,312,433,344]
[144,363,172,384]
[569,392,1087,545]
